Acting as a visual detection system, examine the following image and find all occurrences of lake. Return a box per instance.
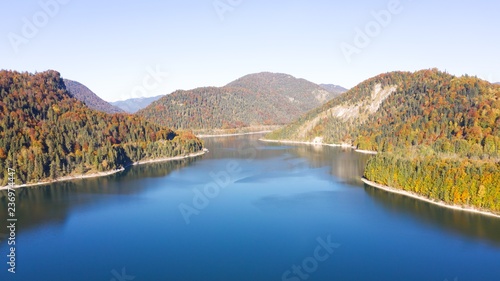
[1,134,500,281]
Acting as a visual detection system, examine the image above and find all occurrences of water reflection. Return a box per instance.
[203,135,370,186]
[292,145,371,185]
[0,156,201,243]
[364,184,500,245]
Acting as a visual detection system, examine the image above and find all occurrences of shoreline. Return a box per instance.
[131,149,208,165]
[361,178,500,219]
[259,138,377,155]
[197,130,272,138]
[354,149,378,155]
[0,149,208,190]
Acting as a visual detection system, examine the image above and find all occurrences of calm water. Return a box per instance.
[1,134,500,281]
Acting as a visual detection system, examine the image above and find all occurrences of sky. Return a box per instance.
[1,0,499,102]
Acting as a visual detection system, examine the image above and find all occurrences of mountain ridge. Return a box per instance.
[63,79,124,114]
[138,72,342,132]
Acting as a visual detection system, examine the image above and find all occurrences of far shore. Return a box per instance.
[0,149,208,190]
[197,130,272,138]
[361,178,500,219]
[259,138,377,155]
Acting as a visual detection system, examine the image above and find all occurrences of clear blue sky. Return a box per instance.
[1,0,499,101]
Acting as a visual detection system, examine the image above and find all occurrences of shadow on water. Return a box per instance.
[0,156,201,243]
[364,184,500,246]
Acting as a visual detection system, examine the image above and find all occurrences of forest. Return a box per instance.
[138,72,339,130]
[0,70,203,186]
[364,152,500,212]
[267,69,500,213]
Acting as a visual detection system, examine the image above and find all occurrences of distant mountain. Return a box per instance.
[111,95,164,113]
[266,69,500,214]
[319,84,347,95]
[225,72,336,109]
[63,79,124,114]
[495,82,500,85]
[138,72,338,131]
[0,70,203,186]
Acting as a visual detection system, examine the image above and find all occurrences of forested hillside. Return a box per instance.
[0,70,203,185]
[267,69,500,213]
[63,79,124,114]
[225,72,336,111]
[137,72,339,131]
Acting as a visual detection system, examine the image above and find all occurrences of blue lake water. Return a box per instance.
[1,134,500,281]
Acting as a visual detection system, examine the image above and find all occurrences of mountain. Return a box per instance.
[138,72,337,131]
[266,69,500,150]
[0,70,203,186]
[63,79,124,114]
[319,84,348,95]
[266,69,500,213]
[495,82,500,85]
[111,95,164,113]
[225,72,336,110]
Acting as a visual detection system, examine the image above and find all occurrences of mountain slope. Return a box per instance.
[63,79,124,114]
[267,69,500,213]
[225,72,336,110]
[138,72,337,131]
[267,69,500,150]
[0,70,203,185]
[111,95,164,113]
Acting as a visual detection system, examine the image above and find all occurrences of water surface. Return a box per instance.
[1,134,499,281]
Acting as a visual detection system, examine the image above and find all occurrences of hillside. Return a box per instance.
[266,69,500,213]
[225,72,336,111]
[111,95,164,113]
[0,70,203,186]
[137,72,338,131]
[63,79,124,114]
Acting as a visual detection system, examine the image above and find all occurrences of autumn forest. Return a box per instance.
[0,70,203,185]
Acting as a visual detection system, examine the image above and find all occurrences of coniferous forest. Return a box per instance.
[0,70,203,186]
